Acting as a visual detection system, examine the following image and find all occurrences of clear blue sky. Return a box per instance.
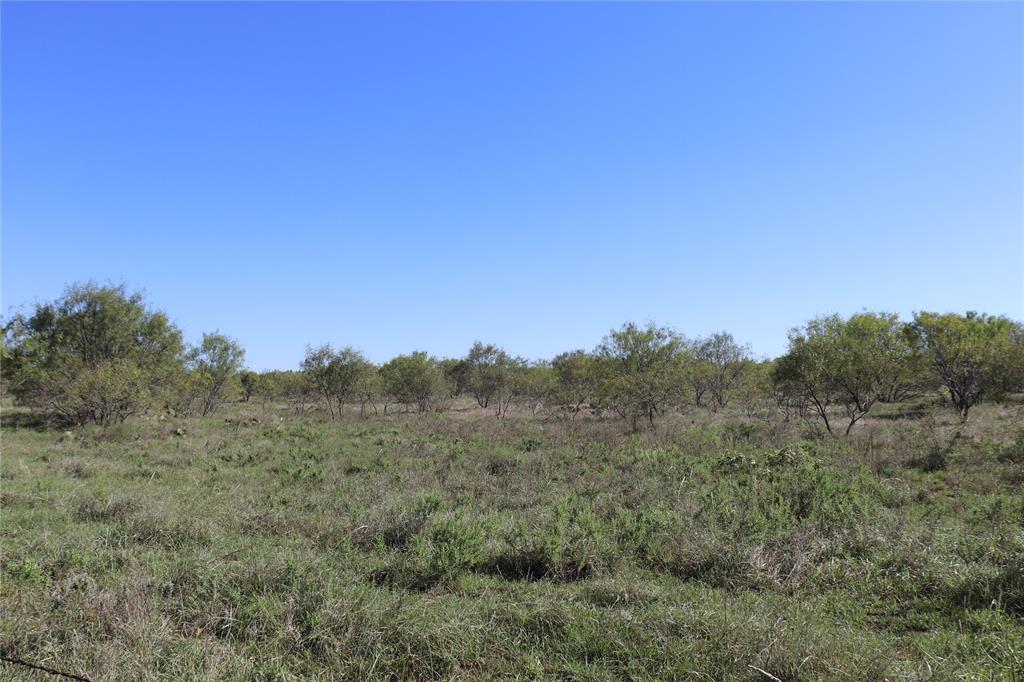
[3,2,1021,371]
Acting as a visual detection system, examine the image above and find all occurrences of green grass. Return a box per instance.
[2,401,1023,680]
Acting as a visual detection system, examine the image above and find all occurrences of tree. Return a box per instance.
[877,339,934,404]
[692,332,751,409]
[515,362,553,416]
[301,345,336,417]
[353,368,382,417]
[1004,324,1024,396]
[268,370,315,414]
[187,332,246,416]
[300,344,372,420]
[549,350,598,420]
[0,336,26,402]
[773,312,919,436]
[490,356,530,417]
[252,370,298,403]
[439,358,472,398]
[685,350,713,407]
[910,312,1022,420]
[1,282,185,425]
[733,359,789,425]
[329,348,374,415]
[465,342,512,409]
[594,322,686,430]
[239,370,259,402]
[380,352,447,413]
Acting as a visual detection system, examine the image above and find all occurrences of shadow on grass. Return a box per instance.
[477,553,594,582]
[370,554,595,591]
[0,410,52,431]
[873,406,929,421]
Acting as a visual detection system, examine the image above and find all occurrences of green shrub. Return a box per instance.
[486,497,613,581]
[375,512,486,589]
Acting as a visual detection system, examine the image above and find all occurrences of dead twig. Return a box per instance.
[748,664,782,682]
[1,654,92,681]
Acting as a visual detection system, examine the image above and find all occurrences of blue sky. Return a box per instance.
[2,2,1021,370]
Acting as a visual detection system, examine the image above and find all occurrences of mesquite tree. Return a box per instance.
[595,322,687,430]
[773,312,919,436]
[1,282,184,425]
[910,311,1022,420]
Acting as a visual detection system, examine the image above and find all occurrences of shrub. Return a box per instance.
[2,283,185,425]
[487,497,611,581]
[375,512,486,589]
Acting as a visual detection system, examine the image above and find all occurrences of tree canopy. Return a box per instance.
[4,281,1023,432]
[1,283,185,425]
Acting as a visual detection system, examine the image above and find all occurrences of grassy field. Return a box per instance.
[1,400,1022,680]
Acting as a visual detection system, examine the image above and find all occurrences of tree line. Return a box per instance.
[3,283,1023,433]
